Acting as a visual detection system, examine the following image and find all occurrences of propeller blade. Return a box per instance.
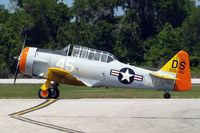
[20,33,27,54]
[13,34,27,85]
[14,62,20,85]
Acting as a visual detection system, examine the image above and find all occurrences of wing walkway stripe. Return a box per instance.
[9,99,85,133]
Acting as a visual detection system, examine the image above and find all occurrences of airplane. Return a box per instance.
[13,40,192,99]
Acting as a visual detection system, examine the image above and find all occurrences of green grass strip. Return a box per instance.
[0,84,199,99]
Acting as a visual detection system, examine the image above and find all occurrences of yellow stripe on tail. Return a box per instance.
[160,53,180,74]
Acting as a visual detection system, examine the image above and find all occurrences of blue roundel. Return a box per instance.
[118,68,135,84]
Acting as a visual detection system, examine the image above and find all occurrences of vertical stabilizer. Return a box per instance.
[174,51,191,91]
[157,51,191,91]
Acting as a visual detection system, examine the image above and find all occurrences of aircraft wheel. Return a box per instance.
[164,93,171,99]
[49,88,60,99]
[49,83,60,99]
[38,89,51,99]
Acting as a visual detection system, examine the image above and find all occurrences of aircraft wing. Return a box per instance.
[149,72,179,80]
[42,68,87,86]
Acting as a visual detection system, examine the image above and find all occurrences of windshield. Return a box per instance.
[62,44,70,55]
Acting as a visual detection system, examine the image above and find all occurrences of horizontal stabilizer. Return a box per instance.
[150,72,179,80]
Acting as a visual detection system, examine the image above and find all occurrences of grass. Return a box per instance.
[0,84,199,99]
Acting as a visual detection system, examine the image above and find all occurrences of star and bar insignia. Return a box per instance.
[110,68,143,84]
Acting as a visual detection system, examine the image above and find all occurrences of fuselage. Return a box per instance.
[20,46,175,91]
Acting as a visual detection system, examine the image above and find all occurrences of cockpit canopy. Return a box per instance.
[71,45,117,63]
[37,45,117,63]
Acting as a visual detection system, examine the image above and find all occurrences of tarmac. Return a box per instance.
[1,99,200,133]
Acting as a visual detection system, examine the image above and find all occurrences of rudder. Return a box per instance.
[174,51,191,91]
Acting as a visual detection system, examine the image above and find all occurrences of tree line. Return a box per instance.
[0,0,200,78]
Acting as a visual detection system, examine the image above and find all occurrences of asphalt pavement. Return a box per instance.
[1,99,200,133]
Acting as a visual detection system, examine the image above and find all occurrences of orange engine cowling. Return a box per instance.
[19,47,30,73]
[19,47,37,76]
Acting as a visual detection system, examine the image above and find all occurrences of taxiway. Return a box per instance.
[1,99,200,133]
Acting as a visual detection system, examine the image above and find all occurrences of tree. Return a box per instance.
[143,23,185,68]
[71,0,117,53]
[153,0,194,29]
[182,6,200,57]
[11,0,72,49]
[113,0,194,64]
[113,13,142,64]
[1,0,199,77]
[118,0,194,39]
[72,0,117,24]
[0,10,33,77]
[182,6,200,76]
[0,5,10,24]
[57,19,95,49]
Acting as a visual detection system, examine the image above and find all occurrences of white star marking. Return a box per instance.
[120,69,133,82]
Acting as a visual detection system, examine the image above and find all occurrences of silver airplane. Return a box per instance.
[14,44,191,99]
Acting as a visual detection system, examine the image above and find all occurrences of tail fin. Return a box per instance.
[174,51,191,91]
[160,51,191,91]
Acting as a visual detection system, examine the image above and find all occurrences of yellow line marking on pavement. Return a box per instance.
[12,99,55,116]
[9,99,85,133]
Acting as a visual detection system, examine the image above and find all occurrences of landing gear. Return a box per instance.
[49,83,60,99]
[38,82,60,99]
[38,89,51,99]
[164,92,171,99]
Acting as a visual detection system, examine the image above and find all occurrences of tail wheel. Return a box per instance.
[38,89,51,99]
[164,93,171,99]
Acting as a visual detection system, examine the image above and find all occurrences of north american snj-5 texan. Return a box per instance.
[13,36,191,99]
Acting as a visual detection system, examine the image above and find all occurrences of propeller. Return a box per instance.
[13,34,27,84]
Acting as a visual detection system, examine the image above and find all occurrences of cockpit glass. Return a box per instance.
[80,47,88,58]
[113,55,117,60]
[72,48,79,57]
[75,45,80,49]
[94,53,101,61]
[107,56,113,63]
[72,45,117,63]
[101,54,107,62]
[62,44,70,55]
[88,52,95,60]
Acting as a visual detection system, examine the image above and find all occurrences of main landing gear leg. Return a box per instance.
[164,92,171,99]
[38,80,60,99]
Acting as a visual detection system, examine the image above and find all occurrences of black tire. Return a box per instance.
[164,93,171,99]
[49,88,60,99]
[38,89,51,99]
